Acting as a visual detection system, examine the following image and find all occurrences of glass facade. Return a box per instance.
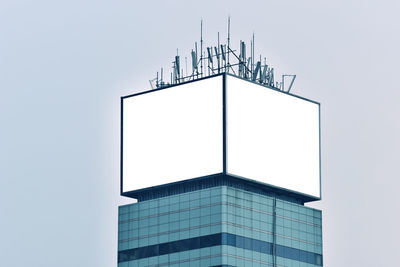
[118,186,322,267]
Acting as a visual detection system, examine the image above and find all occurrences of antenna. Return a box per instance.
[217,32,220,73]
[269,68,274,87]
[246,57,251,79]
[161,67,164,86]
[204,51,206,75]
[207,47,213,64]
[195,42,198,78]
[227,16,230,73]
[156,71,159,88]
[200,19,203,77]
[191,50,197,75]
[151,18,296,92]
[174,55,180,84]
[221,44,226,61]
[207,47,213,76]
[250,39,253,77]
[239,41,246,77]
[214,46,220,73]
[261,65,268,83]
[185,57,187,78]
[252,33,255,75]
[253,61,261,81]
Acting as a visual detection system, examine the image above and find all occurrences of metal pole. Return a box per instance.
[195,42,198,78]
[201,19,203,77]
[250,39,252,78]
[252,33,255,76]
[218,32,220,73]
[156,71,159,88]
[227,16,230,73]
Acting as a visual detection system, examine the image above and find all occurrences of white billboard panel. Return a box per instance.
[226,76,320,198]
[122,76,223,193]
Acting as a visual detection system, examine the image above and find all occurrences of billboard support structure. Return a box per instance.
[121,73,321,202]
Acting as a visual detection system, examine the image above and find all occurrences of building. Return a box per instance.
[118,183,322,266]
[118,53,322,266]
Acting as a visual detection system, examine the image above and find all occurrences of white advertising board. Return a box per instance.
[122,76,223,193]
[226,75,320,198]
[122,74,320,199]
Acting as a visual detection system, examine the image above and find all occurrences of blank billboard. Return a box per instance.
[122,76,223,193]
[226,75,320,198]
[121,74,320,199]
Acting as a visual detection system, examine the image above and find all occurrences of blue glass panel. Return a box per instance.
[118,233,322,266]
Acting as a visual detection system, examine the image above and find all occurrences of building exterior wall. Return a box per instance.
[118,186,322,267]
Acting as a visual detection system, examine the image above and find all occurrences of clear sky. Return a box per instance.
[1,0,399,266]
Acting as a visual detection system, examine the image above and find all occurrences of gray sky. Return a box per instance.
[1,0,399,266]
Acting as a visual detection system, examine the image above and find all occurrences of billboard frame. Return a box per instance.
[120,73,321,201]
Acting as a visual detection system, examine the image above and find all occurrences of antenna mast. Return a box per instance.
[227,16,230,73]
[200,19,203,78]
[252,33,255,75]
[150,18,297,93]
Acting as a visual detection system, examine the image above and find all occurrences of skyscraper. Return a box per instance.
[118,72,322,266]
[118,184,322,266]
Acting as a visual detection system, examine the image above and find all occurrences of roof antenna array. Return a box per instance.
[150,18,297,93]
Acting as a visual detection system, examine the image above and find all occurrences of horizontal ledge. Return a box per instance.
[121,174,319,204]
